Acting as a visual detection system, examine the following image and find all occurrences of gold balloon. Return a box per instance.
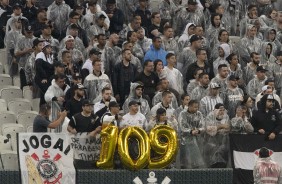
[118,126,150,170]
[96,125,118,169]
[148,125,178,169]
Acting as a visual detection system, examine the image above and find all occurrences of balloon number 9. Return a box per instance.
[97,125,178,170]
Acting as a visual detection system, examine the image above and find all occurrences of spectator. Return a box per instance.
[119,14,143,44]
[231,105,254,133]
[211,64,229,95]
[44,73,70,104]
[163,53,184,95]
[190,72,210,101]
[206,13,224,50]
[83,59,111,103]
[204,103,230,168]
[186,68,203,95]
[148,12,163,39]
[212,43,230,76]
[144,36,167,65]
[161,26,179,55]
[65,83,86,119]
[82,48,102,75]
[251,94,282,140]
[85,1,110,30]
[106,0,124,34]
[199,83,223,117]
[61,50,77,82]
[243,52,260,84]
[49,62,71,86]
[178,35,203,82]
[33,104,67,132]
[136,27,152,53]
[178,100,206,169]
[62,23,85,53]
[65,73,83,102]
[22,0,38,25]
[94,87,115,113]
[125,30,144,62]
[0,0,13,48]
[93,82,116,104]
[122,83,150,118]
[174,94,190,120]
[150,90,175,118]
[87,13,108,41]
[153,59,166,79]
[246,66,268,99]
[120,100,147,129]
[178,23,195,51]
[112,49,138,106]
[255,85,281,111]
[135,0,151,31]
[226,53,243,85]
[268,51,282,97]
[32,8,48,37]
[101,101,121,127]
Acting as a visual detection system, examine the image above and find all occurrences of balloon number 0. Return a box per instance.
[97,125,178,170]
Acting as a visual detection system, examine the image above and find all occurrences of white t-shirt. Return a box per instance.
[120,113,147,129]
[82,59,93,74]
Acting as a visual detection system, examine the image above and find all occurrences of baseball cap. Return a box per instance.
[209,82,221,89]
[256,66,268,72]
[128,101,141,107]
[42,41,51,50]
[82,99,94,106]
[261,85,271,92]
[25,24,34,32]
[228,75,240,81]
[33,38,44,48]
[190,35,202,43]
[13,3,22,10]
[109,101,120,108]
[65,35,75,42]
[74,83,87,90]
[188,0,198,5]
[72,73,82,80]
[266,94,275,100]
[89,48,102,56]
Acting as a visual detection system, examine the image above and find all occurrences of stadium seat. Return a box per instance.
[0,99,7,111]
[17,111,38,131]
[23,86,32,101]
[0,150,19,170]
[2,123,24,151]
[0,63,3,74]
[0,111,17,134]
[0,49,7,73]
[8,98,32,114]
[0,74,12,88]
[31,98,40,112]
[0,86,22,103]
[12,76,21,88]
[0,135,12,151]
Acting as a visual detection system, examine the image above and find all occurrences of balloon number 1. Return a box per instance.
[96,125,178,170]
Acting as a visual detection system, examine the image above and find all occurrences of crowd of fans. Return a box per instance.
[1,0,282,169]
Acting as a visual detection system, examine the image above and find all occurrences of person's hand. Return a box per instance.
[41,79,48,83]
[151,29,160,37]
[25,48,33,53]
[71,128,77,134]
[58,110,67,118]
[268,132,276,140]
[89,126,102,137]
[105,101,110,107]
[57,96,65,102]
[191,130,199,135]
[258,129,265,134]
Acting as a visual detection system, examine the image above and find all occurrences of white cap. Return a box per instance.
[65,35,74,42]
[261,85,270,92]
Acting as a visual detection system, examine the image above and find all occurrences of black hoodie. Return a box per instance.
[251,95,282,135]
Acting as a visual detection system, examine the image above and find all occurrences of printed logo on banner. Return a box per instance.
[133,172,171,184]
[18,133,76,184]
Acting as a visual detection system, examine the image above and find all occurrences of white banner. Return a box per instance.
[70,132,101,161]
[18,133,75,184]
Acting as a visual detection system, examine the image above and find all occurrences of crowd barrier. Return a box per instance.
[0,168,233,184]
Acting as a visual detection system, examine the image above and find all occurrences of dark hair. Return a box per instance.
[241,95,253,105]
[156,108,166,122]
[211,13,222,27]
[162,90,171,98]
[218,64,228,70]
[151,12,160,19]
[122,49,131,55]
[166,52,175,60]
[218,29,229,42]
[152,36,161,42]
[196,48,206,56]
[193,68,203,77]
[97,33,106,39]
[250,52,259,58]
[92,59,101,65]
[102,86,111,94]
[143,60,153,67]
[54,73,65,81]
[127,31,136,42]
[39,104,51,114]
[62,50,71,58]
[259,147,270,158]
[248,4,257,11]
[198,72,209,79]
[154,59,163,71]
[226,53,237,64]
[181,94,189,101]
[188,100,198,106]
[163,25,173,33]
[69,11,80,18]
[265,78,275,85]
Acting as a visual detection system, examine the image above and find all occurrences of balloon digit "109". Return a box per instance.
[96,125,178,170]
